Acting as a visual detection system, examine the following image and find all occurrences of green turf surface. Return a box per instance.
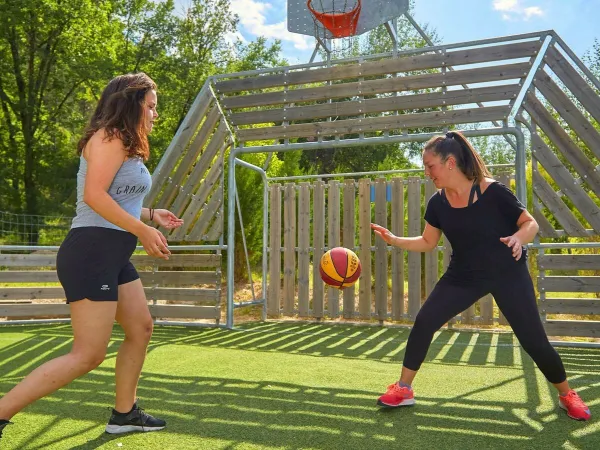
[0,322,598,449]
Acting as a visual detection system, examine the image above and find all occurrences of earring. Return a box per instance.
[449,167,453,170]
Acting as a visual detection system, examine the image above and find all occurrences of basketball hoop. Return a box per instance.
[307,0,362,39]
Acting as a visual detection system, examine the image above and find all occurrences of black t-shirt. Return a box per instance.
[424,182,527,274]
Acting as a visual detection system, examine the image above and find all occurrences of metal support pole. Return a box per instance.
[226,151,237,329]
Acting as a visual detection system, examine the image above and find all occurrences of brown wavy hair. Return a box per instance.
[77,73,157,160]
[423,131,491,184]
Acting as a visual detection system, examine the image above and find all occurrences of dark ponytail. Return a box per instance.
[423,131,491,183]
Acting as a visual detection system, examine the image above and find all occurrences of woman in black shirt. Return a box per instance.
[371,131,590,421]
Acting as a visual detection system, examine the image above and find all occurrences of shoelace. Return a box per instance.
[564,391,586,408]
[385,383,407,395]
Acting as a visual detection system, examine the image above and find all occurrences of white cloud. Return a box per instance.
[493,0,544,21]
[230,0,313,50]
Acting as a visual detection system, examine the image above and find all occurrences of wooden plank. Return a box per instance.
[138,271,219,286]
[230,82,521,126]
[237,106,511,142]
[327,180,341,318]
[297,182,310,317]
[149,304,220,320]
[544,46,600,123]
[0,287,65,300]
[424,180,438,298]
[156,106,221,208]
[268,184,282,316]
[358,179,372,319]
[534,71,600,160]
[532,171,588,236]
[479,294,494,325]
[215,41,541,94]
[0,254,57,267]
[224,63,528,110]
[0,303,70,317]
[169,126,229,218]
[533,205,560,238]
[532,134,600,232]
[407,177,421,320]
[312,181,325,319]
[544,320,600,338]
[523,93,600,194]
[374,178,388,321]
[538,276,600,293]
[145,87,214,204]
[204,212,223,241]
[538,254,600,270]
[171,158,224,241]
[131,254,221,268]
[147,287,219,303]
[186,186,224,241]
[543,298,600,315]
[390,178,404,321]
[342,180,356,319]
[283,183,296,315]
[0,271,59,283]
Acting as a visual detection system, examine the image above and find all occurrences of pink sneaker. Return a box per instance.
[377,383,415,408]
[559,390,591,421]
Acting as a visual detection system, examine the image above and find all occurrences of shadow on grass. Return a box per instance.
[0,322,598,449]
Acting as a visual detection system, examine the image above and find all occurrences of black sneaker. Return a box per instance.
[105,403,166,434]
[0,420,12,439]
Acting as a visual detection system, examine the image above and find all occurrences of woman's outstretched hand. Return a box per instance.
[500,235,523,261]
[152,209,184,230]
[371,223,396,245]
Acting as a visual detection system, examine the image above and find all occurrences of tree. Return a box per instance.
[0,0,122,242]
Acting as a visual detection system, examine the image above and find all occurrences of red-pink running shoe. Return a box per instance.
[559,390,591,421]
[377,383,415,408]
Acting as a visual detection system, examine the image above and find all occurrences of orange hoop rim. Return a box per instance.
[306,0,362,38]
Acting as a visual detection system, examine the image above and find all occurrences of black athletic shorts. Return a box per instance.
[57,227,139,303]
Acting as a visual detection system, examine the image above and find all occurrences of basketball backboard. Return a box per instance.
[288,0,409,38]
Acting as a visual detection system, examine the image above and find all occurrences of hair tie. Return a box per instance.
[446,132,454,139]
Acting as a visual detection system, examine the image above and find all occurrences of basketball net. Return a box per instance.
[307,0,361,54]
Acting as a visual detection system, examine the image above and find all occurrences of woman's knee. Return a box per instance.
[124,317,154,344]
[70,348,107,372]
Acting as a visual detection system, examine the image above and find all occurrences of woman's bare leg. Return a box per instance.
[0,300,117,419]
[113,279,154,413]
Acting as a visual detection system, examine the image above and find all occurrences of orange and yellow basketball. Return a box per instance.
[319,247,362,289]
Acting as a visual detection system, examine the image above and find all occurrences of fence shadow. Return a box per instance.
[0,322,598,449]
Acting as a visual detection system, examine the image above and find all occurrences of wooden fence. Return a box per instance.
[267,174,513,325]
[0,252,222,322]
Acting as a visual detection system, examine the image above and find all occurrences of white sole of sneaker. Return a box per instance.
[377,398,416,407]
[558,401,589,421]
[105,425,166,434]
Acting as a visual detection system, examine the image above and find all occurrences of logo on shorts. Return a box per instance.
[101,285,110,291]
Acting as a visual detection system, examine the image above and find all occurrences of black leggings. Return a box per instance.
[403,263,566,384]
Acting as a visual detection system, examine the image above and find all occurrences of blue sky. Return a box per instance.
[176,0,600,66]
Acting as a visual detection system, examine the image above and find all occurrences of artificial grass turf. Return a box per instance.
[0,322,598,449]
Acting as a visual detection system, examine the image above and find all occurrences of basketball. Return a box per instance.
[319,247,362,289]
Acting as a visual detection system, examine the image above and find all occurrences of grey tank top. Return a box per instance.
[71,155,152,231]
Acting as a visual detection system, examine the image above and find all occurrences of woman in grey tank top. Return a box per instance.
[0,73,184,439]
